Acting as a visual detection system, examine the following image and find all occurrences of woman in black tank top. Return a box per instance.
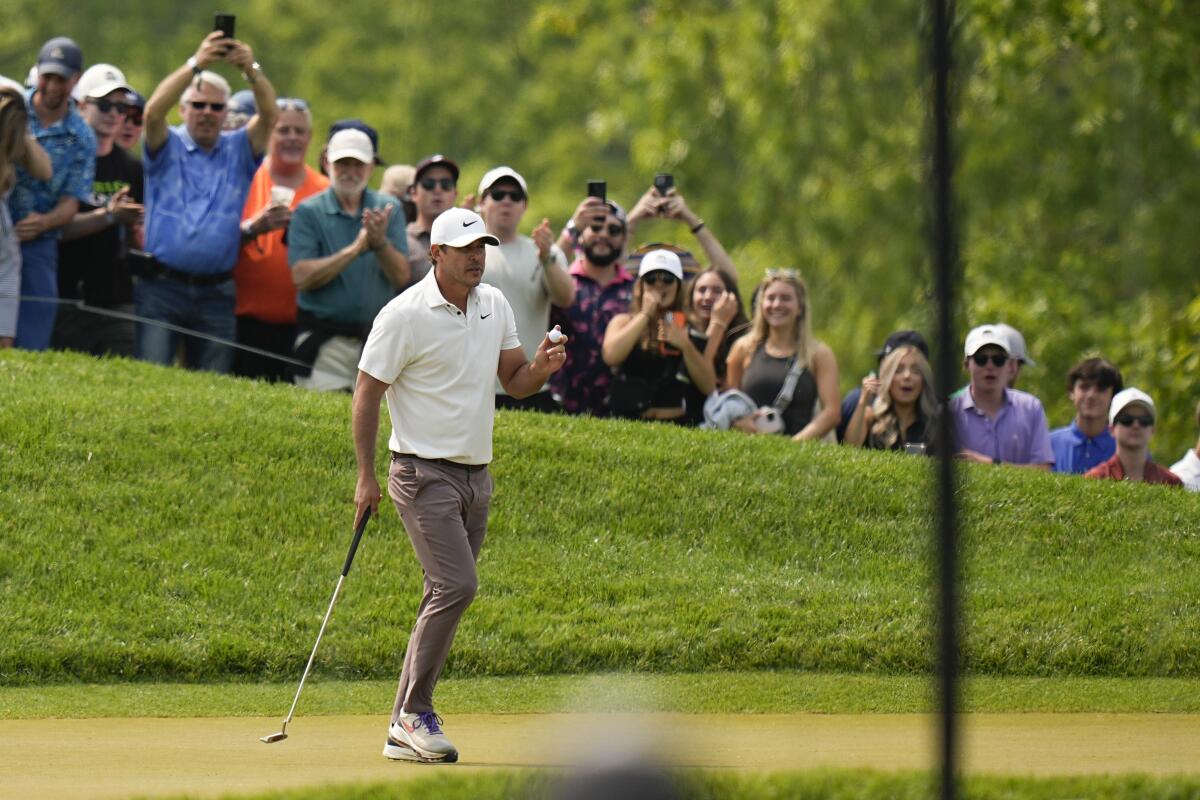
[725,270,841,439]
[602,250,715,422]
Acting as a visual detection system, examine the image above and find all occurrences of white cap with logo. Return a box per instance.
[637,249,684,281]
[430,207,500,248]
[963,324,1011,357]
[1108,388,1155,425]
[326,129,375,164]
[73,63,132,102]
[478,166,528,197]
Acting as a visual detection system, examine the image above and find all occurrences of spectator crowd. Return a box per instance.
[3,33,1198,489]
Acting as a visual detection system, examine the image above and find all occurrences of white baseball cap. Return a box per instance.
[430,207,500,248]
[993,323,1034,366]
[637,249,684,281]
[478,166,528,197]
[73,63,132,102]
[963,324,1011,357]
[1108,387,1155,425]
[326,128,374,164]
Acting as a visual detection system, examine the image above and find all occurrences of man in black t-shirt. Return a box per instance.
[53,64,145,356]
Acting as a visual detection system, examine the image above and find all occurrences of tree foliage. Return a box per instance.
[3,0,1196,453]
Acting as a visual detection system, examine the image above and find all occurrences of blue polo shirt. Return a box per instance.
[6,90,95,239]
[144,125,260,273]
[1049,421,1115,474]
[288,188,407,326]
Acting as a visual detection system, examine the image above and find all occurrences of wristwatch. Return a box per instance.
[186,56,202,76]
[244,62,262,84]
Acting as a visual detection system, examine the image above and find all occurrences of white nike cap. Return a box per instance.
[430,207,500,248]
[1108,387,1155,425]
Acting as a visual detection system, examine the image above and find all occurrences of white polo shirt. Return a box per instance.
[359,270,520,465]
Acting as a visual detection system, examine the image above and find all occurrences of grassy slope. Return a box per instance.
[4,674,1199,719]
[2,351,1198,684]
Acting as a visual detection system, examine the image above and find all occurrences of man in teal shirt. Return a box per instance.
[289,127,409,391]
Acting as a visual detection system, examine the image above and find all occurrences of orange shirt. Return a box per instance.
[234,163,329,323]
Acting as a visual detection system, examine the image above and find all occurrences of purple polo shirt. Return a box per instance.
[950,387,1055,466]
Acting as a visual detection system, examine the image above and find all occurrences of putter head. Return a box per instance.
[260,731,288,743]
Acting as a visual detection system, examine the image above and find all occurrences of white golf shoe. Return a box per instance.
[385,711,459,763]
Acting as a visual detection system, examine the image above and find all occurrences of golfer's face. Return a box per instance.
[436,240,486,290]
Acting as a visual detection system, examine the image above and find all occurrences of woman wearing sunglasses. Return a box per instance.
[725,269,841,439]
[843,344,937,453]
[602,249,715,421]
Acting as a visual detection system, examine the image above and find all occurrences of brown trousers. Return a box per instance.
[388,455,492,718]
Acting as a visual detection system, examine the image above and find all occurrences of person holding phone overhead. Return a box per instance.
[137,23,277,372]
[601,249,714,421]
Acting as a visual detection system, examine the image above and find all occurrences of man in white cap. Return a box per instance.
[949,324,1054,468]
[9,36,96,351]
[53,64,144,356]
[477,165,574,411]
[351,206,568,763]
[287,127,409,391]
[1085,388,1182,486]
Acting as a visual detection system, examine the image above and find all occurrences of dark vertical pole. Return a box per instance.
[929,0,960,799]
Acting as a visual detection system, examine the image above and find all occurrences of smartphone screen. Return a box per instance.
[586,180,606,202]
[654,173,674,195]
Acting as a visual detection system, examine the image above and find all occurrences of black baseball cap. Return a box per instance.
[414,153,460,183]
[328,119,384,164]
[36,37,83,78]
[875,330,930,361]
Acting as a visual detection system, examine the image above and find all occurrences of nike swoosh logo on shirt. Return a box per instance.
[480,313,492,319]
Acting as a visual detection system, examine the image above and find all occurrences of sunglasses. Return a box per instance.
[643,272,677,286]
[419,177,456,191]
[488,187,525,203]
[1114,413,1154,428]
[91,97,129,115]
[971,353,1009,367]
[188,101,226,112]
[276,97,310,111]
[124,109,143,125]
[589,222,625,237]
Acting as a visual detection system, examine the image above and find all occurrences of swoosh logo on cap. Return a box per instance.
[462,220,474,227]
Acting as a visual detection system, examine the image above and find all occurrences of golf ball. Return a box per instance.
[548,329,565,344]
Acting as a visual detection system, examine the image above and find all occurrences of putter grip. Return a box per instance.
[342,507,371,576]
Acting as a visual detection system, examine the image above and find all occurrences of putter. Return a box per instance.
[261,507,372,743]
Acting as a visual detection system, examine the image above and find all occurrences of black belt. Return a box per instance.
[146,258,233,287]
[392,452,487,472]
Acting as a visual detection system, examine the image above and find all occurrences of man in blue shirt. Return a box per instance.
[289,128,409,391]
[1049,357,1123,474]
[9,37,96,351]
[138,30,277,372]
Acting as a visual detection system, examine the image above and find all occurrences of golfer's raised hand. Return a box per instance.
[532,327,568,375]
[354,474,382,528]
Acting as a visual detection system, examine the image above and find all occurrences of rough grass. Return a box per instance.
[2,350,1198,684]
[153,769,1200,800]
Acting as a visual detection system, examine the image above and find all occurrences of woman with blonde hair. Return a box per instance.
[725,269,840,439]
[0,86,52,348]
[843,344,937,452]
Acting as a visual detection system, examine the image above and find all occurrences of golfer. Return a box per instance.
[352,206,567,763]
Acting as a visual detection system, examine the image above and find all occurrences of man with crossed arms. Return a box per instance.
[351,207,567,763]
